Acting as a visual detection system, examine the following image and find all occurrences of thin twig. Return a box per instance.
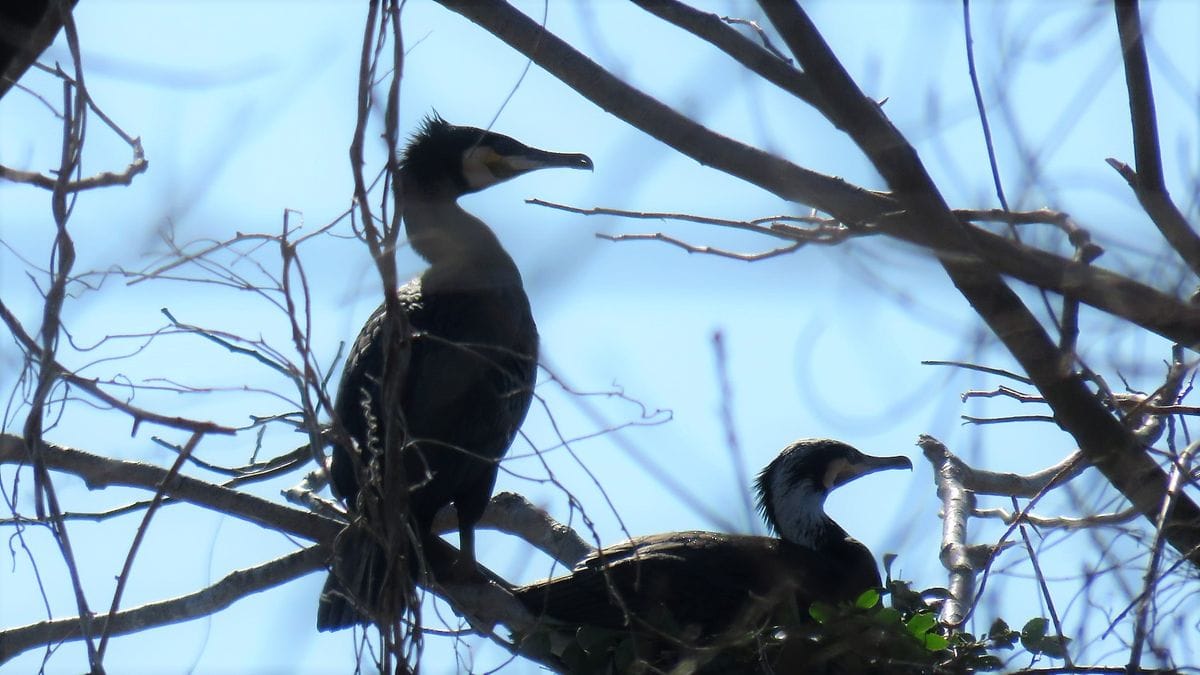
[0,298,237,436]
[961,385,1044,403]
[922,359,1034,385]
[961,0,1011,215]
[596,232,803,262]
[96,432,204,660]
[720,16,793,64]
[973,505,1139,529]
[711,331,756,532]
[1012,495,1074,667]
[1128,441,1198,671]
[962,414,1057,425]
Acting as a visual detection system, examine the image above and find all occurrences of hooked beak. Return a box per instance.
[494,147,593,176]
[829,452,912,489]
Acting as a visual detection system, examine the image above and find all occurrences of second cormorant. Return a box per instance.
[515,438,912,666]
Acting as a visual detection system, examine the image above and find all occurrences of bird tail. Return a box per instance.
[316,522,422,633]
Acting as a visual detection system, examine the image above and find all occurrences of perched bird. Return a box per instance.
[514,438,912,666]
[0,1,79,101]
[317,114,592,632]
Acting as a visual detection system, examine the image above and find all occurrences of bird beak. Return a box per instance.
[496,147,594,176]
[827,452,912,489]
[462,143,592,193]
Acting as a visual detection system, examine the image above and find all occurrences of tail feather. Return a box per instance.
[316,525,419,632]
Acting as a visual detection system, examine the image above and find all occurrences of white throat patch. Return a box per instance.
[768,468,827,548]
[462,146,499,190]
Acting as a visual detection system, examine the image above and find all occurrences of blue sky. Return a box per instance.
[2,1,1198,673]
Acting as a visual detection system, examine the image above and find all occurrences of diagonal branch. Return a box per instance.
[0,434,338,543]
[431,0,1200,564]
[0,547,326,665]
[0,299,238,436]
[628,0,821,107]
[432,0,1200,351]
[0,435,578,670]
[1111,0,1200,278]
[757,0,1200,565]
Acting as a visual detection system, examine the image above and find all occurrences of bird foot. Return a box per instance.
[449,556,483,583]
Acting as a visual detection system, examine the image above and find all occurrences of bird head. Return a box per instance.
[401,113,593,197]
[755,438,911,543]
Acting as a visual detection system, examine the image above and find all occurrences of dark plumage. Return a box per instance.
[515,439,912,660]
[317,115,592,632]
[0,1,79,101]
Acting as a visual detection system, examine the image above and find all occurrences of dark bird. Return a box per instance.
[514,438,911,665]
[0,1,79,101]
[317,115,592,632]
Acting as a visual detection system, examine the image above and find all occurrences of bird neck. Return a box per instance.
[768,479,848,550]
[401,177,519,277]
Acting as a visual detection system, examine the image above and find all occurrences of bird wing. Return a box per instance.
[327,280,420,505]
[519,532,850,638]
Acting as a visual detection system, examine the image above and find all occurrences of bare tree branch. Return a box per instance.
[0,434,339,543]
[0,434,586,669]
[0,547,326,666]
[628,0,817,105]
[757,0,1200,567]
[434,0,1200,355]
[1112,0,1200,278]
[920,435,979,626]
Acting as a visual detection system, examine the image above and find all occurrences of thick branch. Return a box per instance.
[1112,0,1200,278]
[0,547,325,665]
[449,492,594,567]
[758,1,1200,565]
[433,0,1200,352]
[0,434,338,543]
[946,447,1086,498]
[628,0,821,107]
[919,435,977,626]
[0,435,579,669]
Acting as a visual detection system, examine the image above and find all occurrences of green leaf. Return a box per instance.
[1020,617,1048,652]
[876,607,902,627]
[809,601,832,623]
[922,632,950,651]
[988,617,1018,649]
[1037,635,1072,659]
[906,611,937,637]
[855,588,881,609]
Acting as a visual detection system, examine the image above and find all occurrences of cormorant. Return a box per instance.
[0,1,78,101]
[317,115,592,632]
[514,438,912,663]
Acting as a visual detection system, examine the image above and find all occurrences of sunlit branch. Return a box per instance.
[0,434,338,543]
[0,547,327,666]
[920,434,977,626]
[973,506,1140,529]
[597,232,802,262]
[0,434,582,669]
